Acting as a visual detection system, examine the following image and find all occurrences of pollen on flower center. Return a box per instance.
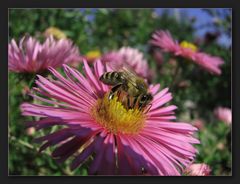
[85,50,101,60]
[91,93,146,134]
[180,41,198,52]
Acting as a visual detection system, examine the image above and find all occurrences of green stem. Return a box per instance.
[10,135,72,175]
[28,75,36,88]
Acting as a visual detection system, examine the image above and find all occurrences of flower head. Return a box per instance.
[214,106,232,125]
[8,36,82,73]
[44,27,67,40]
[21,60,199,175]
[150,30,224,75]
[85,50,102,63]
[184,163,211,176]
[102,47,153,80]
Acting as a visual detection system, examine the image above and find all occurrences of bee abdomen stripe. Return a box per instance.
[110,72,115,79]
[113,72,119,78]
[106,72,111,79]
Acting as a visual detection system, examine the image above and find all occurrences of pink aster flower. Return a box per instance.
[184,163,211,176]
[8,36,82,73]
[101,47,153,80]
[150,30,224,75]
[214,106,232,125]
[20,59,199,175]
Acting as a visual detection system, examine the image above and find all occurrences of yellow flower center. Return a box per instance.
[85,50,101,60]
[91,93,146,135]
[180,41,198,52]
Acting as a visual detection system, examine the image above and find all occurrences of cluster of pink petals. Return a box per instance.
[21,60,199,175]
[101,47,154,80]
[214,106,232,125]
[8,36,82,73]
[184,163,211,176]
[150,30,224,75]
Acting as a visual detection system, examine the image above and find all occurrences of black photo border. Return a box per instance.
[1,0,240,184]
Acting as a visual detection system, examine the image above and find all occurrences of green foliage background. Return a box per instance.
[9,9,231,176]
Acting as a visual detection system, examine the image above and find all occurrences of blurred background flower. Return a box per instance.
[44,27,67,40]
[102,46,154,80]
[184,163,211,176]
[149,47,164,67]
[8,35,82,73]
[191,119,205,130]
[150,30,224,75]
[214,106,232,125]
[84,50,101,63]
[25,127,36,136]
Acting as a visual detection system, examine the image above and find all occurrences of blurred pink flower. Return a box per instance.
[8,36,82,73]
[214,106,232,125]
[184,163,211,176]
[178,80,190,88]
[217,142,225,150]
[150,30,224,75]
[152,48,164,66]
[26,127,36,136]
[21,85,30,96]
[191,119,205,130]
[21,60,199,175]
[102,47,153,80]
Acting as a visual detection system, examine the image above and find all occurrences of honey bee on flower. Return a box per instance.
[21,59,199,175]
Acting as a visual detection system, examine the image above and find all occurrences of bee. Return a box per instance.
[99,68,153,111]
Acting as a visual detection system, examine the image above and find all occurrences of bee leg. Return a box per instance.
[133,96,139,109]
[125,94,132,110]
[109,84,122,100]
[143,104,152,114]
[123,95,129,110]
[138,100,145,110]
[117,89,125,102]
[118,91,128,109]
[139,104,144,111]
[128,95,134,109]
[108,93,114,100]
[127,95,131,109]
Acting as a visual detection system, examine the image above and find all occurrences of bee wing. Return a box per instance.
[121,67,149,91]
[120,67,141,89]
[120,66,138,77]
